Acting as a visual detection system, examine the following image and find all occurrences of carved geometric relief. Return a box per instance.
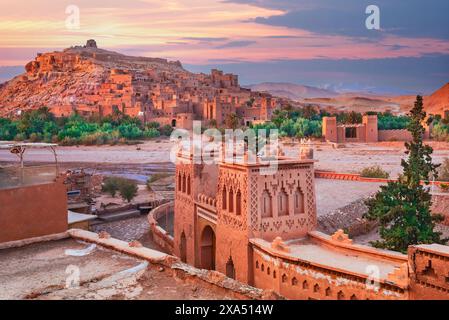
[305,170,316,228]
[250,175,259,231]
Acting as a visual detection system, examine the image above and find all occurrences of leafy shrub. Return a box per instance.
[360,166,390,179]
[377,112,410,130]
[432,122,449,141]
[160,124,174,136]
[119,179,138,203]
[0,118,18,140]
[101,176,133,198]
[144,128,160,139]
[117,123,143,140]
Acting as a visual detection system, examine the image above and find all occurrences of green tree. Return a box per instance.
[102,177,121,197]
[119,180,138,203]
[364,96,447,253]
[117,123,143,140]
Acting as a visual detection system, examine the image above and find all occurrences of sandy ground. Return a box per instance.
[315,179,383,216]
[1,140,448,179]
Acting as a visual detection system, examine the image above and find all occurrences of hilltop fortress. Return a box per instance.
[0,40,280,129]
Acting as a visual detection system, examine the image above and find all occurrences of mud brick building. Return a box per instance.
[173,142,449,300]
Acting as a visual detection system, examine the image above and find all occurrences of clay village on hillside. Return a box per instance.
[1,37,449,302]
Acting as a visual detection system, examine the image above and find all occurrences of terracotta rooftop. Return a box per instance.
[0,231,267,300]
[250,232,408,287]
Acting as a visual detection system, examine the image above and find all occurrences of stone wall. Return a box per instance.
[378,129,412,142]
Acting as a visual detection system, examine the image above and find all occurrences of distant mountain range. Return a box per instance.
[245,82,338,100]
[246,82,449,116]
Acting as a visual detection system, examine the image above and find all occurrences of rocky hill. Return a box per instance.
[424,83,449,116]
[0,40,189,117]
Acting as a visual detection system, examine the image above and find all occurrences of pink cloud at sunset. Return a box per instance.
[0,0,449,66]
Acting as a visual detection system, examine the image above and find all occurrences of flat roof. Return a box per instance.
[0,238,231,300]
[414,243,449,257]
[251,237,404,282]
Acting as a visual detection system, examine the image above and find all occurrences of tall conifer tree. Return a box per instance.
[364,96,447,253]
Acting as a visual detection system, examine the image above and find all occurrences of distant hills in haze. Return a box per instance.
[245,82,338,100]
[246,82,449,116]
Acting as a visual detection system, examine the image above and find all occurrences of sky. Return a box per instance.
[0,0,448,94]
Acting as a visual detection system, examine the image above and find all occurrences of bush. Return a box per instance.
[144,128,160,139]
[29,132,42,142]
[160,124,174,136]
[117,123,143,140]
[102,177,122,197]
[59,137,79,146]
[0,118,18,140]
[377,113,410,130]
[146,122,160,129]
[432,122,449,141]
[119,180,138,203]
[360,166,390,179]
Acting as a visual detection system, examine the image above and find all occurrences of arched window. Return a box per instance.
[273,271,277,279]
[278,188,289,216]
[314,284,320,293]
[303,280,309,289]
[236,190,242,215]
[182,175,186,193]
[180,231,187,263]
[291,277,298,286]
[261,264,265,272]
[294,187,305,215]
[325,287,331,297]
[337,291,345,300]
[228,188,234,213]
[187,176,191,195]
[255,261,259,269]
[282,274,288,283]
[261,190,272,218]
[222,187,227,210]
[178,174,182,191]
[209,105,214,119]
[350,294,358,300]
[267,267,271,275]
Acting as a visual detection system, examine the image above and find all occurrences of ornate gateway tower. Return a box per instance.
[173,145,317,285]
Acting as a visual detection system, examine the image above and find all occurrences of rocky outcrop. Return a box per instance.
[0,41,188,117]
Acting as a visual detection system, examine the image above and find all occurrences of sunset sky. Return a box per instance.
[0,0,448,94]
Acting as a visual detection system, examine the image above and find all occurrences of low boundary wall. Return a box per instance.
[67,229,275,300]
[148,201,175,254]
[315,171,447,186]
[378,129,412,142]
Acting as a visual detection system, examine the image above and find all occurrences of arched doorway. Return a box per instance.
[226,256,236,279]
[180,232,187,263]
[171,119,177,127]
[200,226,216,270]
